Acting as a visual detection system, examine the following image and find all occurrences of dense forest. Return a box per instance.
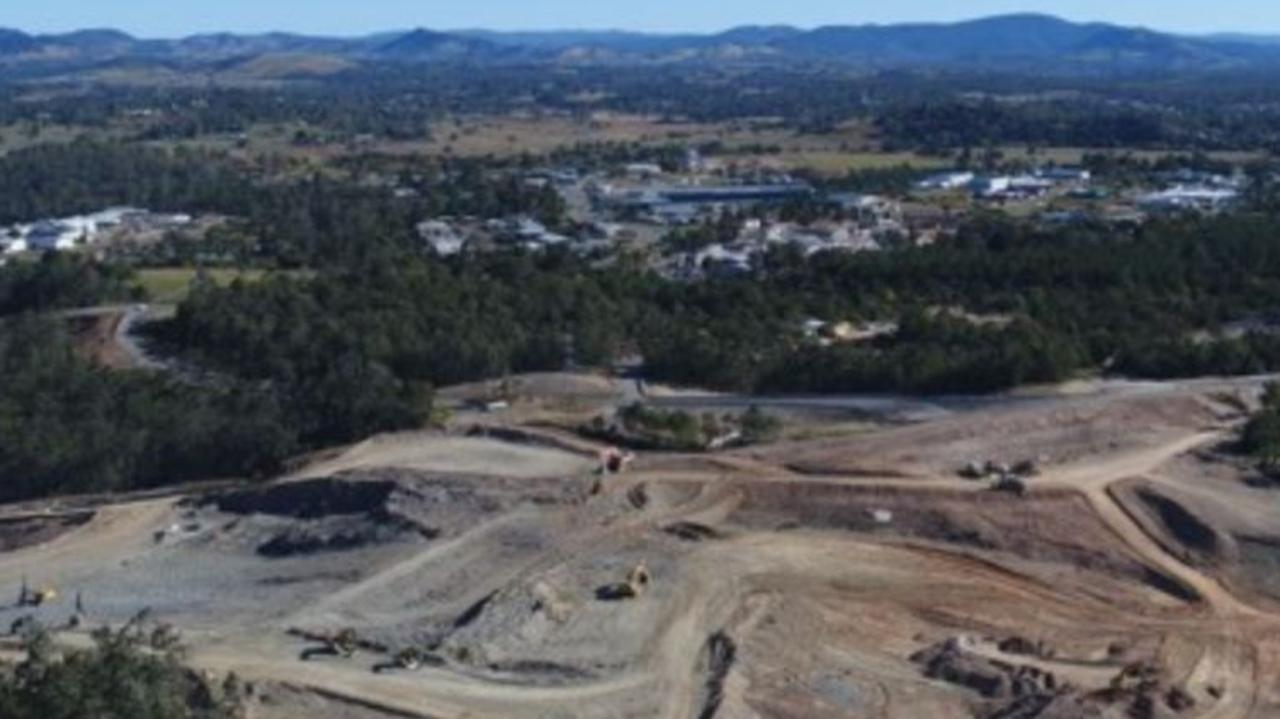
[1243,383,1280,470]
[7,65,1280,151]
[0,316,296,501]
[0,253,141,315]
[160,211,1280,401]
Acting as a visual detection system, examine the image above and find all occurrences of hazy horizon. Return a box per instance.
[5,2,1280,40]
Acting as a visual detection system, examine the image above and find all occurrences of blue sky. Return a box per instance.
[7,1,1277,37]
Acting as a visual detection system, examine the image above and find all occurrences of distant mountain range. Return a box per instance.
[3,14,1280,78]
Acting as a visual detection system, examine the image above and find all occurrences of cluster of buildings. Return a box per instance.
[675,212,905,279]
[1137,172,1243,214]
[917,168,1093,201]
[414,154,920,277]
[590,178,815,226]
[416,216,577,256]
[1138,185,1240,214]
[409,151,1255,274]
[1,207,192,255]
[917,164,1247,222]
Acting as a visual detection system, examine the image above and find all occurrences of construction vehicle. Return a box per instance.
[374,647,438,674]
[395,648,424,671]
[299,628,360,661]
[992,475,1028,497]
[17,578,57,608]
[1012,459,1041,477]
[596,562,654,601]
[330,628,360,658]
[599,447,636,475]
[626,563,652,595]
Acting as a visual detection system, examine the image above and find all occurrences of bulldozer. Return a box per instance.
[992,474,1028,497]
[330,628,360,658]
[298,626,360,660]
[374,647,437,674]
[395,648,424,671]
[598,562,653,601]
[599,447,636,475]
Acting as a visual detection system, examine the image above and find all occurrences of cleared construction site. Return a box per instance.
[2,374,1280,718]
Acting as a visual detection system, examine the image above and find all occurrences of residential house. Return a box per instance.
[416,220,465,256]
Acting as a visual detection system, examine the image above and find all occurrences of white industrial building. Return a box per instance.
[4,207,191,253]
[26,220,87,251]
[0,235,28,255]
[1139,185,1240,213]
[916,171,976,191]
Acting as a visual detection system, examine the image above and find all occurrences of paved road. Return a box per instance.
[644,374,1275,422]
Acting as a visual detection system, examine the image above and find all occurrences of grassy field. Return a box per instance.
[136,267,273,303]
[994,146,1268,166]
[759,145,1269,178]
[764,150,948,174]
[0,123,113,155]
[156,113,881,164]
[148,112,1270,179]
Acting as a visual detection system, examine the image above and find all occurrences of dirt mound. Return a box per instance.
[1004,696,1106,719]
[437,580,614,685]
[1232,536,1280,602]
[213,470,584,534]
[1118,452,1280,607]
[1111,481,1232,591]
[294,432,595,481]
[1134,489,1219,556]
[911,640,1120,719]
[201,479,430,559]
[663,522,724,542]
[758,393,1224,477]
[913,639,1052,701]
[727,482,1177,596]
[257,523,430,558]
[0,512,93,552]
[198,470,595,566]
[213,479,401,520]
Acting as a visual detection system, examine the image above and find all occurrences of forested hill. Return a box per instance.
[1,14,1279,75]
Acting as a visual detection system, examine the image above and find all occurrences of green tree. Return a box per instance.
[0,617,242,719]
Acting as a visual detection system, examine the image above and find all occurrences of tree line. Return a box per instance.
[159,210,1280,405]
[0,139,565,267]
[0,316,296,502]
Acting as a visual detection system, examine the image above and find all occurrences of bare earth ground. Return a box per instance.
[2,377,1280,718]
